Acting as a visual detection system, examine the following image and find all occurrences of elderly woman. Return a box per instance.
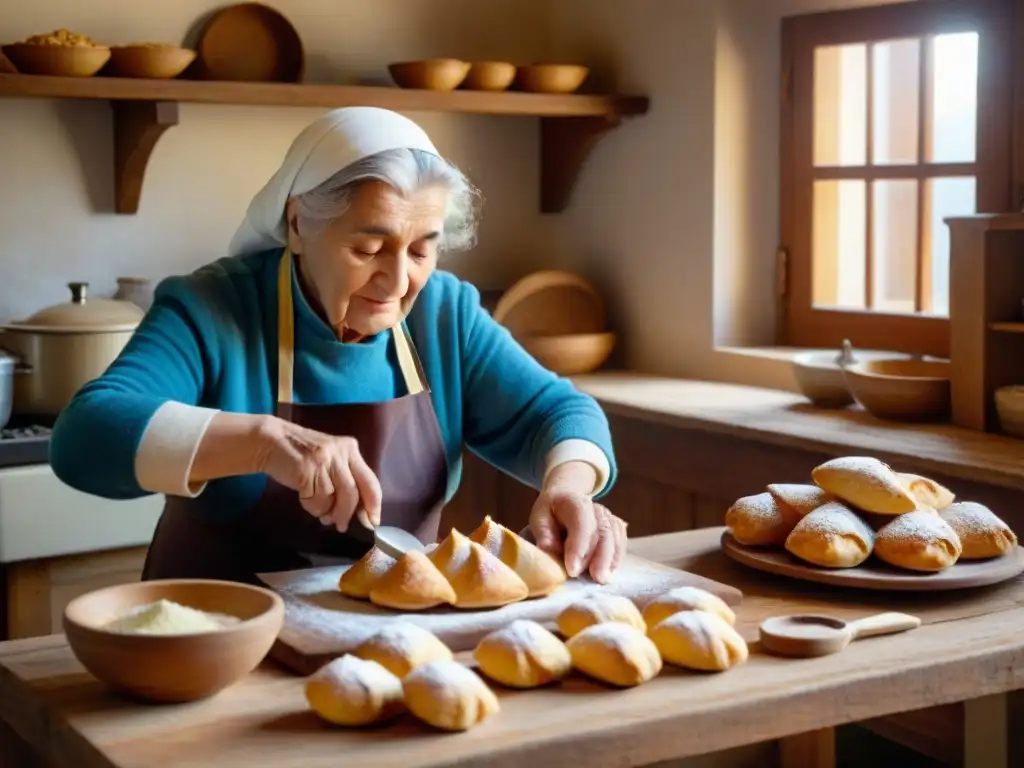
[50,107,624,586]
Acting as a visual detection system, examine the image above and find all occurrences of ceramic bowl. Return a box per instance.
[791,351,853,408]
[388,58,470,91]
[843,358,952,423]
[63,579,284,703]
[520,332,616,376]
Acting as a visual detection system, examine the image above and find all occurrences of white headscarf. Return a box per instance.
[228,107,441,257]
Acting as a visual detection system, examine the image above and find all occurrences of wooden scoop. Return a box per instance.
[759,612,921,658]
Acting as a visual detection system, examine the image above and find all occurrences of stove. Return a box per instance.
[0,416,53,468]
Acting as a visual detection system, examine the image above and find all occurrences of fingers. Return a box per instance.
[326,460,361,532]
[610,514,628,573]
[300,463,335,520]
[559,495,597,578]
[586,508,617,583]
[348,448,383,527]
[528,497,564,557]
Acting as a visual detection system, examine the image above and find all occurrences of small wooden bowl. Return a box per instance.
[521,332,616,375]
[389,58,470,91]
[107,44,196,79]
[843,358,951,422]
[515,63,589,94]
[63,579,284,703]
[792,352,853,408]
[463,61,516,91]
[1,43,110,77]
[995,385,1024,438]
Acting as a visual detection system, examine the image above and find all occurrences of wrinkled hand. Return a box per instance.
[256,417,383,532]
[529,462,627,583]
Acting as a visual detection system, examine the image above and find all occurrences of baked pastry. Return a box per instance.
[898,472,955,510]
[874,509,962,572]
[339,547,396,599]
[725,491,800,546]
[403,659,500,731]
[352,623,453,678]
[767,483,834,519]
[473,619,572,688]
[369,550,457,611]
[429,529,529,609]
[784,501,875,568]
[566,622,662,687]
[305,655,405,726]
[641,586,736,630]
[811,456,917,515]
[469,516,567,597]
[648,611,748,672]
[556,593,645,638]
[940,502,1018,559]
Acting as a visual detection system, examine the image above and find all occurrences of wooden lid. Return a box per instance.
[197,2,304,83]
[492,270,606,337]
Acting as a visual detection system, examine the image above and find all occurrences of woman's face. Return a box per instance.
[286,180,447,340]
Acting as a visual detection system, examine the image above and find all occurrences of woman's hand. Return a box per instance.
[529,461,627,584]
[254,416,383,531]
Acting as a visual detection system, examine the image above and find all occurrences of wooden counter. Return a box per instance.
[2,529,1023,768]
[572,372,1024,492]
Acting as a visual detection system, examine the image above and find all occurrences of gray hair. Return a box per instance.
[292,148,481,253]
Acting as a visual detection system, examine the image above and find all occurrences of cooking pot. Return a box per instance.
[0,282,144,416]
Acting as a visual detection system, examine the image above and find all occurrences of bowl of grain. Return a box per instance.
[63,579,284,703]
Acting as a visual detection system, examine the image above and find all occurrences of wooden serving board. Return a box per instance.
[721,531,1024,591]
[259,553,742,675]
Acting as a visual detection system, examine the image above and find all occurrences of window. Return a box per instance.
[780,0,1015,357]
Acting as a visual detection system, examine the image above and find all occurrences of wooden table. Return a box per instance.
[2,529,1024,768]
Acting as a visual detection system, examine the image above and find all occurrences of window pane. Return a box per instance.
[813,179,866,309]
[871,179,918,313]
[872,38,920,165]
[926,176,976,316]
[814,45,867,167]
[930,32,978,163]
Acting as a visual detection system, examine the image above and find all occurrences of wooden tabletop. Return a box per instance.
[572,372,1024,492]
[3,529,1024,768]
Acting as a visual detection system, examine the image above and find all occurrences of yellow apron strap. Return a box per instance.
[277,249,427,403]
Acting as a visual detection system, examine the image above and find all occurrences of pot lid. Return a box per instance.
[6,282,144,332]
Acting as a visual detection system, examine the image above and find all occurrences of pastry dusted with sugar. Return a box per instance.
[352,623,453,678]
[725,491,800,546]
[940,502,1018,560]
[566,622,662,687]
[785,501,875,568]
[641,586,736,630]
[468,515,567,597]
[874,509,962,572]
[556,593,645,638]
[473,619,572,688]
[339,547,396,599]
[369,550,457,611]
[429,529,529,609]
[897,472,955,510]
[767,483,834,519]
[403,659,500,731]
[305,655,405,726]
[648,610,748,672]
[811,456,917,515]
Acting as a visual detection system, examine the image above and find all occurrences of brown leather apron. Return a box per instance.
[141,250,448,584]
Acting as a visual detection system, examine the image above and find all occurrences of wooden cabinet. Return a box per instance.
[2,546,147,640]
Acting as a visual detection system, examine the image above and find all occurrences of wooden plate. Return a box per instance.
[197,2,304,82]
[720,531,1024,591]
[492,270,606,337]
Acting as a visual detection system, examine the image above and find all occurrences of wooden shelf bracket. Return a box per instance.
[540,114,623,214]
[111,100,180,215]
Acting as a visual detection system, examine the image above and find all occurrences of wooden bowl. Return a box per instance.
[389,58,470,91]
[493,270,606,337]
[1,43,110,77]
[515,63,589,94]
[63,579,284,703]
[197,2,304,82]
[521,332,616,375]
[995,385,1024,438]
[463,61,516,91]
[107,44,196,79]
[792,352,853,408]
[843,358,952,422]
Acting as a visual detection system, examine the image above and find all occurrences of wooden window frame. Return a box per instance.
[780,0,1016,358]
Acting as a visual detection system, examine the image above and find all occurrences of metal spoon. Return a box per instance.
[353,509,425,559]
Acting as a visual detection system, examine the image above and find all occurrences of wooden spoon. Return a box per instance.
[759,612,921,658]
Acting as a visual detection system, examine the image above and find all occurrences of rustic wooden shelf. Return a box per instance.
[0,73,650,215]
[988,322,1024,333]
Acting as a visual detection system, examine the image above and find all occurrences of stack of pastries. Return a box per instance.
[338,516,567,610]
[725,455,1018,573]
[305,584,748,731]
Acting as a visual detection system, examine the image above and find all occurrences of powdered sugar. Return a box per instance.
[357,622,440,658]
[650,611,719,656]
[793,502,874,541]
[362,547,397,578]
[767,484,833,515]
[567,620,648,649]
[878,509,959,545]
[260,554,719,667]
[313,654,400,690]
[404,658,487,695]
[941,502,1011,538]
[728,492,781,521]
[561,593,642,625]
[485,619,556,650]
